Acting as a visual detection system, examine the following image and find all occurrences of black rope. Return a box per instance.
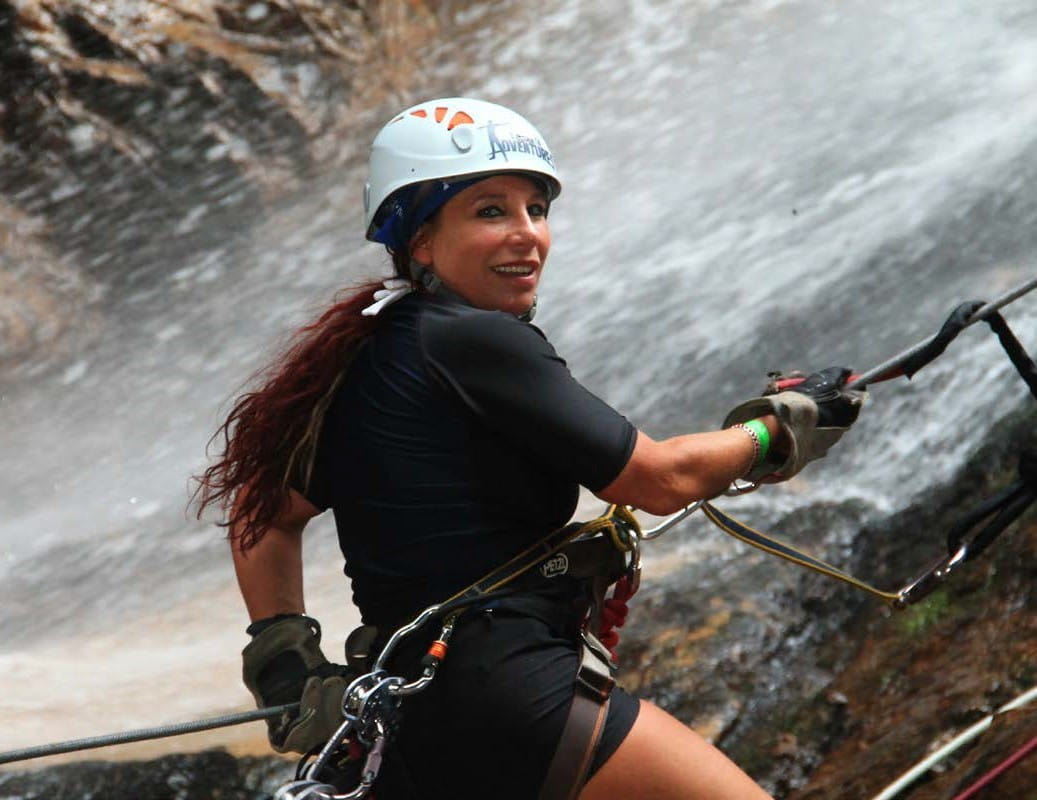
[873,299,1037,565]
[898,300,986,378]
[0,703,299,766]
[984,312,1037,400]
[890,302,1037,395]
[941,309,1037,559]
[947,452,1037,560]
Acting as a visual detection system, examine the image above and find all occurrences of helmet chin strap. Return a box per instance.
[409,260,537,322]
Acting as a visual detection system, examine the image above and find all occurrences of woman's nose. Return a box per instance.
[507,211,539,245]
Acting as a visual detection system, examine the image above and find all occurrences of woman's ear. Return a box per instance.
[410,226,433,267]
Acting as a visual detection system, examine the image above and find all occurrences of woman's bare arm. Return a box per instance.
[596,417,784,516]
[230,488,323,622]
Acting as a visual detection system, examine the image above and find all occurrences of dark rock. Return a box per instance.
[0,749,292,800]
[0,0,451,369]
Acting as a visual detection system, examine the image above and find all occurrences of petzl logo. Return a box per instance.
[540,553,569,579]
[487,121,555,167]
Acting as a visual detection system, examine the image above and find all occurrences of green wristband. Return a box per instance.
[743,418,771,465]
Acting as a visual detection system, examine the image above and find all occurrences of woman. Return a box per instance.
[196,97,864,800]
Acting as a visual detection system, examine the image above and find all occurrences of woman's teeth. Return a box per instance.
[493,265,534,274]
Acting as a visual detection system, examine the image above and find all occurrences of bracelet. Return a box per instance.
[733,419,771,467]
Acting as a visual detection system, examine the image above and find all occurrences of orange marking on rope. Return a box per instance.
[427,640,448,661]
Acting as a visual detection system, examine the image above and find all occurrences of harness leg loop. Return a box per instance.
[538,632,616,800]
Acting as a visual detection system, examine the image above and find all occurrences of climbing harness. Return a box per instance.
[274,505,643,800]
[0,510,639,795]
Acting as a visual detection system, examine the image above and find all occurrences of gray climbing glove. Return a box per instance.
[242,614,351,754]
[724,366,867,481]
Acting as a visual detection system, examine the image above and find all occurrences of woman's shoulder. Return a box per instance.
[418,293,550,351]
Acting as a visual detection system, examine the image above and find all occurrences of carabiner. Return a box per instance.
[724,478,760,496]
[625,534,642,595]
[641,499,704,540]
[894,543,970,609]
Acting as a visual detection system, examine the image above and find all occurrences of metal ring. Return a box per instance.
[724,479,760,496]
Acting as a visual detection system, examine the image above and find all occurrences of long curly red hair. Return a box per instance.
[193,278,387,551]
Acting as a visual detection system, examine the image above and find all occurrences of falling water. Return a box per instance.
[2,0,1035,764]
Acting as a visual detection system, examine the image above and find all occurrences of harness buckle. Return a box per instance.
[576,632,616,700]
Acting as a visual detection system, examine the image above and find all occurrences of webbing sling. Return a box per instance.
[441,505,638,605]
[700,502,902,604]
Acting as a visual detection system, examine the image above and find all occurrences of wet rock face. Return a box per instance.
[0,749,293,800]
[0,200,103,370]
[0,0,441,278]
[0,0,445,368]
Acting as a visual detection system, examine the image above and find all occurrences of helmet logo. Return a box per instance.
[486,120,555,167]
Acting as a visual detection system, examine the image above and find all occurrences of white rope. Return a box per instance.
[870,683,1037,800]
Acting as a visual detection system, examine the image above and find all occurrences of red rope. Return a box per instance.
[596,574,636,660]
[950,734,1037,800]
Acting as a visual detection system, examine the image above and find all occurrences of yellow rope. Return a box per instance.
[700,502,902,604]
[444,504,642,604]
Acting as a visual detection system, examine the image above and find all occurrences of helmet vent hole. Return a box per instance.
[447,111,474,130]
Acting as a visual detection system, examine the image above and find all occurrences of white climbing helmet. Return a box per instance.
[364,97,562,241]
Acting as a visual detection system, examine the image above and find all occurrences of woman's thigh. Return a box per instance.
[389,609,605,799]
[579,700,774,800]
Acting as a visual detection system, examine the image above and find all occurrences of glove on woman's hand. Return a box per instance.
[786,367,865,427]
[242,615,351,754]
[724,366,866,480]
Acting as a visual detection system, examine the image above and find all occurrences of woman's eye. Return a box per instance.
[528,203,548,218]
[477,205,503,218]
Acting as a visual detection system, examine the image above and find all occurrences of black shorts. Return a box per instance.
[375,591,641,799]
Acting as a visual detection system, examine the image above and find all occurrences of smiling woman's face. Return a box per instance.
[411,174,551,316]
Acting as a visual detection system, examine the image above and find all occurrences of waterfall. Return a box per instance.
[1,0,1035,764]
